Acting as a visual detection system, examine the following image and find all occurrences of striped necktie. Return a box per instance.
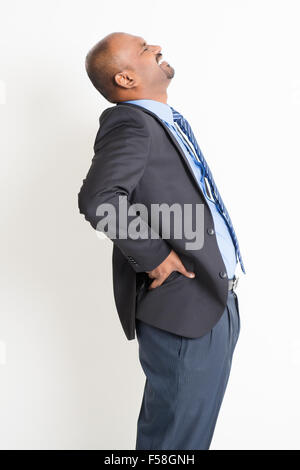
[171,106,246,274]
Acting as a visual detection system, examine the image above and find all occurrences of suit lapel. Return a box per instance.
[116,102,205,199]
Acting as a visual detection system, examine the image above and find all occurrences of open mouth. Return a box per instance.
[156,53,166,66]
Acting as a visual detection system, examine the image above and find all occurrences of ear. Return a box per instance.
[114,70,138,89]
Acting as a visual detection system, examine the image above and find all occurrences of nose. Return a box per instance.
[150,44,162,55]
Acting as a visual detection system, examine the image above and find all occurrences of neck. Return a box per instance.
[119,90,168,104]
[143,92,168,104]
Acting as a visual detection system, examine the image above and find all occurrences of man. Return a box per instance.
[78,32,245,450]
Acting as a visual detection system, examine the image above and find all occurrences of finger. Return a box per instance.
[148,279,158,290]
[148,278,163,290]
[147,272,156,279]
[177,263,195,278]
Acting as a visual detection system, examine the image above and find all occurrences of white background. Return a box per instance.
[0,0,299,450]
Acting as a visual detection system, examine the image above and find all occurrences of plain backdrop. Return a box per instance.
[0,0,300,450]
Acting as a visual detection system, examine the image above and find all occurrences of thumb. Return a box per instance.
[177,263,195,279]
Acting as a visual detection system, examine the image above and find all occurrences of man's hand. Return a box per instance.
[146,250,195,290]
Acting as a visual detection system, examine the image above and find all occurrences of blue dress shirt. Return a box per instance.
[122,99,237,278]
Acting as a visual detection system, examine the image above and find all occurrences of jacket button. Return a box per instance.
[207,228,215,235]
[219,271,227,279]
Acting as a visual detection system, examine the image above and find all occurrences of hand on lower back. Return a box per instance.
[146,249,195,290]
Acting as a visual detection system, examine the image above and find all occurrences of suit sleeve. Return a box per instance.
[78,106,172,273]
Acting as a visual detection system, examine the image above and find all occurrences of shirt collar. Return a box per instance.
[120,99,174,125]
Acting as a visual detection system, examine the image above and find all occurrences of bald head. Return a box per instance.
[85,32,174,103]
[85,32,127,103]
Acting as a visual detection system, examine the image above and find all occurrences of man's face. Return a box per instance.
[111,34,175,93]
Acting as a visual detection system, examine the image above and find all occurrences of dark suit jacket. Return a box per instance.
[78,102,230,340]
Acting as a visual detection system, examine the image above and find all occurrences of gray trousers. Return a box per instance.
[135,289,240,450]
